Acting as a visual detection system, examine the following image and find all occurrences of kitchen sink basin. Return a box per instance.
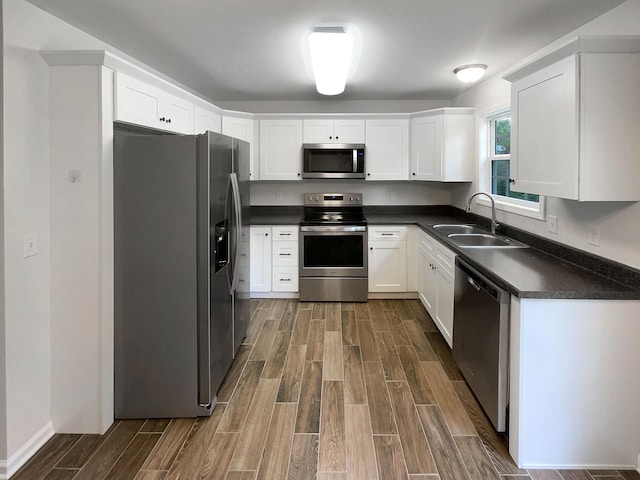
[432,224,488,235]
[447,233,528,249]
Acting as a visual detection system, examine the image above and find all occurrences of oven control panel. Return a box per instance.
[304,193,363,206]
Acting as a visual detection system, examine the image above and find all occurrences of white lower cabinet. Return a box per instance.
[368,226,407,292]
[271,226,299,292]
[249,227,272,292]
[417,230,456,347]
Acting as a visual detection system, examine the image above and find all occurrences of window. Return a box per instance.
[475,109,544,220]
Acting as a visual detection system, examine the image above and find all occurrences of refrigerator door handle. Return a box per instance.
[229,172,242,293]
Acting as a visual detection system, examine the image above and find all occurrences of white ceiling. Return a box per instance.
[26,0,624,103]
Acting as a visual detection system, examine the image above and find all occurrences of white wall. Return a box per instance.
[453,0,640,270]
[0,0,7,470]
[251,180,453,206]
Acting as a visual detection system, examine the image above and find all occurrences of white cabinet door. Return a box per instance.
[303,119,364,143]
[259,119,303,181]
[368,240,407,292]
[194,105,222,134]
[435,266,454,348]
[115,72,194,134]
[410,109,475,182]
[418,247,437,314]
[250,227,272,292]
[410,116,441,181]
[334,119,365,143]
[223,116,258,181]
[511,55,578,199]
[365,119,410,181]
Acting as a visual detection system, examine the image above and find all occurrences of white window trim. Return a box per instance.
[477,105,546,221]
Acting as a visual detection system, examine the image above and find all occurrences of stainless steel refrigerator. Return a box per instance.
[114,130,250,418]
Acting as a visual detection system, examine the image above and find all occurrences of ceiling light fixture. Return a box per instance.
[454,64,487,83]
[309,27,354,95]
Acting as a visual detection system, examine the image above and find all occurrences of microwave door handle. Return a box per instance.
[353,149,357,173]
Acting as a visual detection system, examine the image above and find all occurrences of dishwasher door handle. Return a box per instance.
[468,277,482,291]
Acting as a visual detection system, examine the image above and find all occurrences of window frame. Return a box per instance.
[476,106,545,221]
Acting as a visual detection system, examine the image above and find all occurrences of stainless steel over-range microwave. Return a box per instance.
[302,144,365,179]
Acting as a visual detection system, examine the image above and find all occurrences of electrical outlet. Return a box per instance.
[23,233,39,258]
[390,191,397,201]
[275,192,283,202]
[588,223,600,246]
[68,169,81,183]
[547,215,558,234]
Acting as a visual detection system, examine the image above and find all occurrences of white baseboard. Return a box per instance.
[0,422,55,479]
[250,292,298,299]
[250,292,419,300]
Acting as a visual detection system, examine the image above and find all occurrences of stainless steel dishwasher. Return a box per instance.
[453,258,510,432]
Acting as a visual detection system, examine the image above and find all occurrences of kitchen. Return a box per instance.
[2,0,640,478]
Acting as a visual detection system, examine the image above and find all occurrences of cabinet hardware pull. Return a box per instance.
[509,178,515,184]
[280,253,291,256]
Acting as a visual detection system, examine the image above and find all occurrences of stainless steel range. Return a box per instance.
[299,193,368,302]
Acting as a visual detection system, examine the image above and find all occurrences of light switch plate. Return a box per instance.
[23,232,39,258]
[547,215,558,234]
[588,223,600,246]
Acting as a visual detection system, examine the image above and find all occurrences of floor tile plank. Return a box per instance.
[375,331,407,381]
[267,299,288,320]
[386,309,412,346]
[217,345,252,402]
[354,302,371,321]
[56,434,105,469]
[104,433,161,480]
[416,406,470,480]
[345,405,379,480]
[218,361,264,432]
[249,320,279,361]
[397,345,436,405]
[44,470,82,480]
[373,435,409,480]
[278,300,299,331]
[319,381,347,472]
[455,435,500,480]
[404,320,438,361]
[326,303,342,331]
[262,330,292,379]
[277,344,307,403]
[394,299,416,320]
[197,432,239,480]
[141,418,196,470]
[256,403,297,480]
[291,309,313,345]
[13,434,81,480]
[245,308,269,345]
[343,346,367,405]
[140,419,171,433]
[387,381,437,475]
[529,470,565,480]
[295,361,323,433]
[323,331,344,381]
[305,320,326,361]
[312,302,327,320]
[341,310,358,346]
[559,471,597,480]
[369,301,391,332]
[363,361,398,434]
[229,379,280,471]
[407,300,439,332]
[287,434,319,480]
[357,320,380,361]
[134,471,167,480]
[425,332,463,381]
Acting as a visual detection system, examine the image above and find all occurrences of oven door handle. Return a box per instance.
[300,225,367,232]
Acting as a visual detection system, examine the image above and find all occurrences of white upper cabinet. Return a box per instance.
[410,108,475,182]
[303,118,365,144]
[115,71,194,134]
[194,105,221,134]
[505,36,640,201]
[259,119,303,181]
[222,115,258,180]
[365,119,410,181]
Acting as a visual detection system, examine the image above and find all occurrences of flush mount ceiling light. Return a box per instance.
[309,27,354,95]
[454,64,487,83]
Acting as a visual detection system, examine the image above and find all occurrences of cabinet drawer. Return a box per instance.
[272,241,298,266]
[435,244,456,276]
[272,226,299,241]
[272,267,299,292]
[369,226,407,240]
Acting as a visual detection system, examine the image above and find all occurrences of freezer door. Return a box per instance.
[196,132,234,409]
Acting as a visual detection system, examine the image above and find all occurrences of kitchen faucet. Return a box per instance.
[466,192,499,234]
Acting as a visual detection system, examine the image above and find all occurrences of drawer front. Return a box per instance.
[370,226,407,240]
[272,226,299,241]
[436,244,456,276]
[272,267,299,292]
[272,241,298,266]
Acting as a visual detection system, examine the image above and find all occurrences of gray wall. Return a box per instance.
[0,0,8,464]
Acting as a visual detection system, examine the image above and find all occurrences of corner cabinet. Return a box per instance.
[365,119,410,181]
[303,118,365,143]
[115,71,194,134]
[504,36,640,201]
[222,115,258,181]
[259,119,303,181]
[410,108,475,182]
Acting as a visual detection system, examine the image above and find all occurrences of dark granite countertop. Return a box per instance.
[251,205,640,300]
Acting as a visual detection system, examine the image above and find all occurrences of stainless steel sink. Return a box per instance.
[447,233,528,249]
[432,224,488,235]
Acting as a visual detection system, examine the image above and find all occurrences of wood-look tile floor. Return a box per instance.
[15,299,640,480]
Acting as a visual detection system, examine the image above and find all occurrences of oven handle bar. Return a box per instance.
[300,225,367,232]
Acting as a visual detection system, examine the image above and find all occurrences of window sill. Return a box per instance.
[476,195,545,221]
